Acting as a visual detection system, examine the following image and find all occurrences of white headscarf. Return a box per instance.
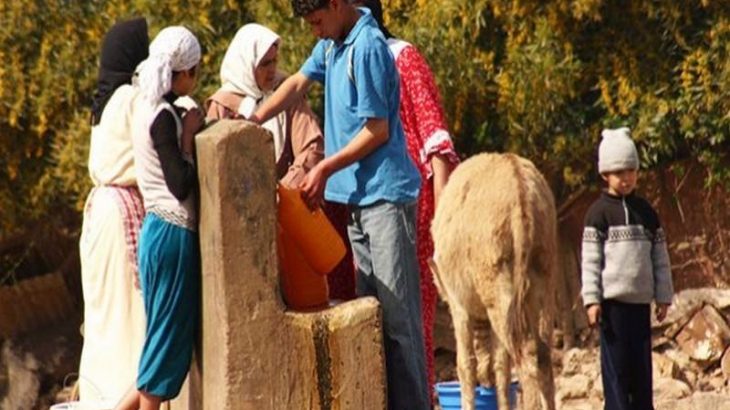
[219,24,288,160]
[136,26,201,103]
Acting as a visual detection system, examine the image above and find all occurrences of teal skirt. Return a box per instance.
[136,212,200,400]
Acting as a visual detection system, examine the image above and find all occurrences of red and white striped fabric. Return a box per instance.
[111,186,145,273]
[84,186,145,274]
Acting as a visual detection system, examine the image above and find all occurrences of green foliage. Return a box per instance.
[1,0,728,235]
[379,0,728,197]
[0,0,253,234]
[252,0,729,197]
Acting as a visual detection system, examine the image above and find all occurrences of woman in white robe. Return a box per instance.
[78,18,149,408]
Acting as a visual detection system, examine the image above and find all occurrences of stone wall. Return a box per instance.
[172,120,386,410]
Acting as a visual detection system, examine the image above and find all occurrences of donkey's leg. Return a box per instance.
[473,318,493,387]
[451,305,477,410]
[480,272,516,410]
[493,337,512,410]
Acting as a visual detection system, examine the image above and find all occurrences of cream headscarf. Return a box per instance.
[136,26,201,104]
[220,24,287,160]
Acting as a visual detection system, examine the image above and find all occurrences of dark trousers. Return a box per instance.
[600,300,654,410]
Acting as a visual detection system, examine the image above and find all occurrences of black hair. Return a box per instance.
[291,0,330,17]
[355,0,393,39]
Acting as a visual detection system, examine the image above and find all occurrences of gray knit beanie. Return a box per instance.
[598,127,639,173]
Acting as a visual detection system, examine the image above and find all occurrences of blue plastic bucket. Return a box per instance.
[435,381,519,410]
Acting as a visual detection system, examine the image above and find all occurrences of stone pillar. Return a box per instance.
[185,120,385,410]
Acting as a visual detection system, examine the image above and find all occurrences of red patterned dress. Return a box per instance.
[388,39,460,391]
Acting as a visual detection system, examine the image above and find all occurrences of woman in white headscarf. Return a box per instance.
[116,26,204,410]
[206,23,357,304]
[206,23,323,187]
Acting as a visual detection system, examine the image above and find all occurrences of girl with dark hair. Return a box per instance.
[116,26,204,410]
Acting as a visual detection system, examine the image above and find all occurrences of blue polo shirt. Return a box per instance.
[300,8,421,206]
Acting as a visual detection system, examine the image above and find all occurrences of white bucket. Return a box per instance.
[51,374,115,410]
[50,400,114,410]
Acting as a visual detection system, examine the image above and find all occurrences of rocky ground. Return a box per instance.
[4,288,730,409]
[555,346,730,409]
[435,345,730,409]
[558,288,730,410]
[0,313,82,410]
[434,288,730,409]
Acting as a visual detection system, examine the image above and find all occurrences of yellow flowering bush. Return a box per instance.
[0,0,728,235]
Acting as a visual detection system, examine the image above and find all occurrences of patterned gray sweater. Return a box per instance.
[581,191,674,306]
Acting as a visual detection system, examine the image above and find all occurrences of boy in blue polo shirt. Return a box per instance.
[251,0,428,408]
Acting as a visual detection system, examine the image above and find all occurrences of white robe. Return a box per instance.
[78,84,146,408]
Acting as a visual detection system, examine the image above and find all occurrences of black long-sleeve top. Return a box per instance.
[150,92,197,201]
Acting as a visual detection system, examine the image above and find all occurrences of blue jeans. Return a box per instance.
[348,201,430,410]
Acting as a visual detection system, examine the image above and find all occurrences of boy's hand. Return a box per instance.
[655,304,670,322]
[586,304,601,327]
[299,160,332,210]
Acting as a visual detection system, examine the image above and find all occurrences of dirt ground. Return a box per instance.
[3,302,730,409]
[432,316,730,410]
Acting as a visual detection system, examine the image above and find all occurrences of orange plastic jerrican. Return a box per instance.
[277,225,329,310]
[277,184,346,275]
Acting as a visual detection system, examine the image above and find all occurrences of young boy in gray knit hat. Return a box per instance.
[581,127,674,410]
